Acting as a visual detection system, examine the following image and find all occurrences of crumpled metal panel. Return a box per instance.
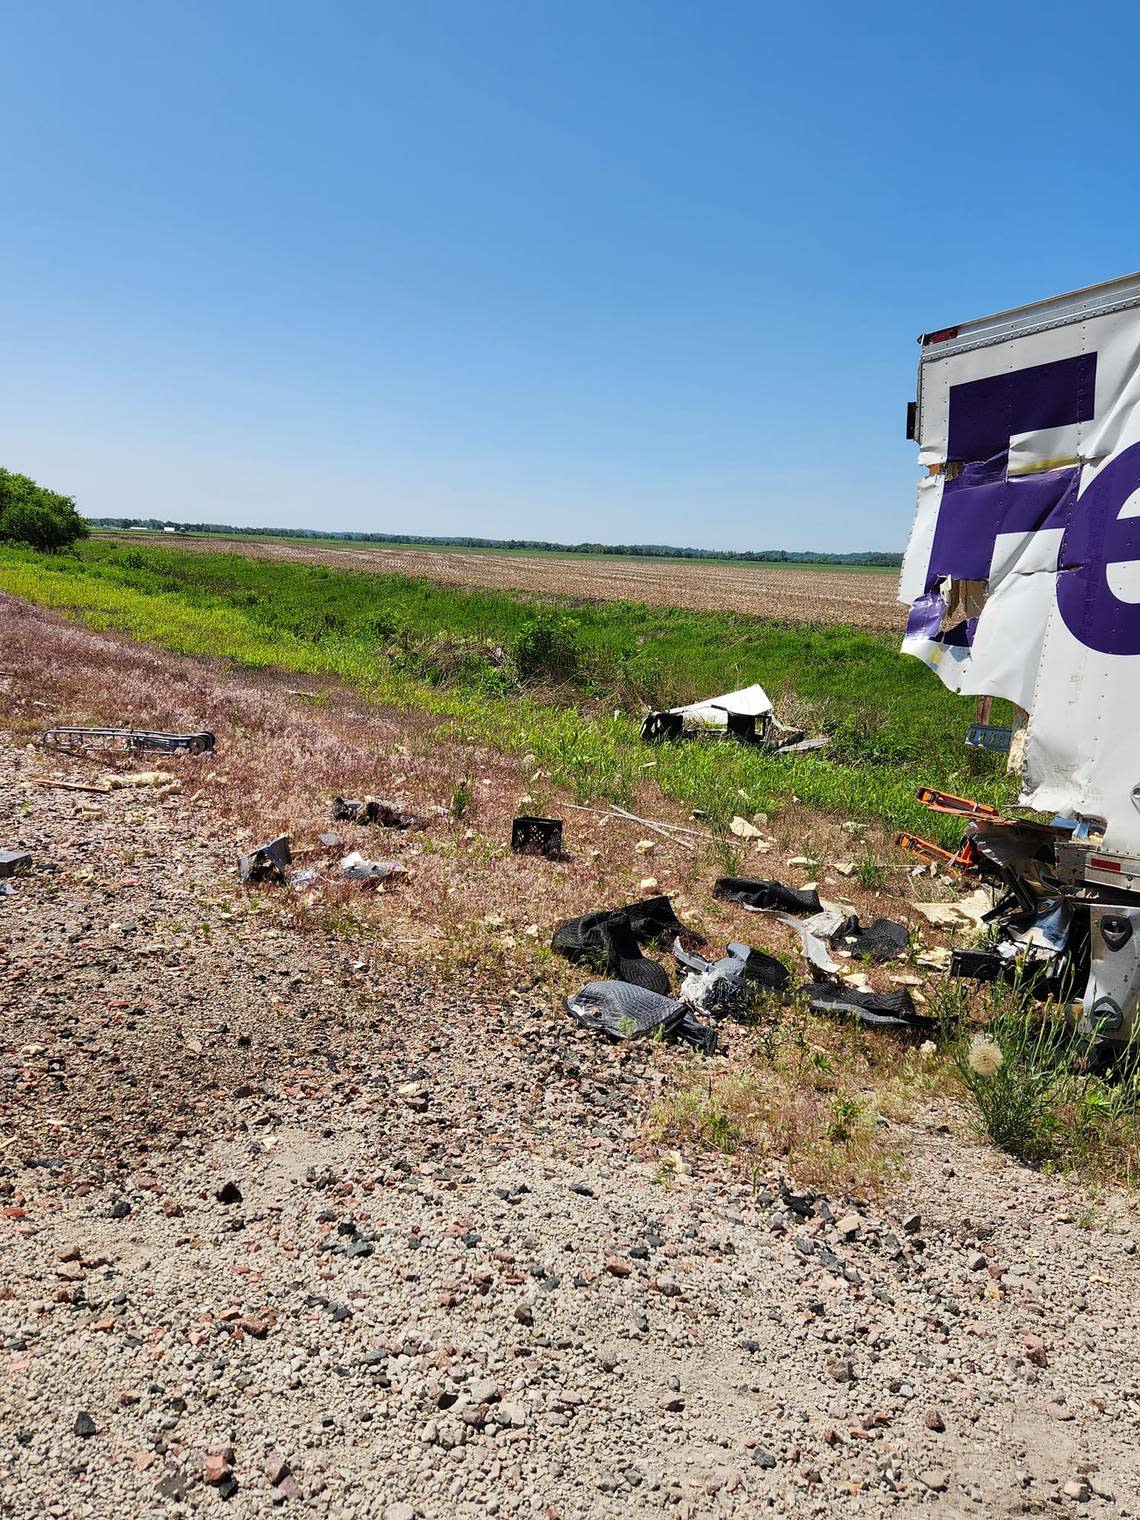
[900,295,1140,852]
[671,683,773,730]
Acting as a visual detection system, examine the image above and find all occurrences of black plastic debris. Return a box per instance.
[566,981,715,1053]
[714,877,822,915]
[0,850,32,879]
[553,908,671,994]
[674,937,789,1019]
[802,981,935,1033]
[951,947,1010,982]
[828,916,910,962]
[552,895,700,993]
[43,726,215,755]
[641,711,684,743]
[628,894,697,944]
[238,835,292,885]
[511,815,564,859]
[677,1012,718,1056]
[332,796,422,830]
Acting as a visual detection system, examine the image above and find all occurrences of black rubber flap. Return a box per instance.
[714,877,822,914]
[566,981,686,1040]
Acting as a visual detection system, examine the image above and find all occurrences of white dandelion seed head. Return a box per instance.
[968,1035,1004,1077]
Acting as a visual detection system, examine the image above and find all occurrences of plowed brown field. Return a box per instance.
[118,532,905,630]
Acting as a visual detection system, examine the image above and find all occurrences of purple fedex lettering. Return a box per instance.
[1057,441,1140,656]
[908,354,1096,650]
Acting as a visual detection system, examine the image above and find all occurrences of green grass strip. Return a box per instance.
[0,541,1015,844]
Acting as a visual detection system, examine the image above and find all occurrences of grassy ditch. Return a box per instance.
[0,539,1013,843]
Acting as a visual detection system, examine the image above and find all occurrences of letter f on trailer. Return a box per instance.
[899,270,1140,1049]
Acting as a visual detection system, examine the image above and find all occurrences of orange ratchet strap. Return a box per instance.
[895,830,978,870]
[914,786,1003,820]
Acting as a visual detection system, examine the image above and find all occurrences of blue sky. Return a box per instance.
[4,1,1140,552]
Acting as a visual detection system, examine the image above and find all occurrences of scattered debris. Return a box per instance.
[950,945,1014,982]
[511,815,564,858]
[772,909,845,975]
[552,896,697,996]
[641,684,825,752]
[0,849,31,878]
[898,789,1140,1041]
[563,801,711,850]
[912,891,991,929]
[29,776,113,794]
[965,722,1013,753]
[553,909,670,995]
[829,915,910,962]
[714,877,822,914]
[238,835,292,885]
[340,851,404,882]
[674,937,789,1018]
[803,982,936,1034]
[729,816,769,842]
[42,726,215,755]
[565,981,716,1054]
[916,944,952,971]
[105,770,176,790]
[331,796,423,829]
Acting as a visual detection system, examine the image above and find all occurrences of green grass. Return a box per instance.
[0,539,1015,843]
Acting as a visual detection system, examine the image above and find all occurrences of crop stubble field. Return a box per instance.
[111,532,906,631]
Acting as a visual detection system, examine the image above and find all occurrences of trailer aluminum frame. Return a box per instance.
[42,727,216,756]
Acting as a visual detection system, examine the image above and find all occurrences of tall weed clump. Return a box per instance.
[935,979,1140,1177]
[511,611,582,685]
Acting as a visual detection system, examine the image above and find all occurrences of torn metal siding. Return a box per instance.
[900,274,1140,853]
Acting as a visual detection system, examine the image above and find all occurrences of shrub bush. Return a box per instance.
[512,611,582,684]
[0,468,88,551]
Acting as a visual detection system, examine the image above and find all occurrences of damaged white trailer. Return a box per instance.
[900,270,1140,1049]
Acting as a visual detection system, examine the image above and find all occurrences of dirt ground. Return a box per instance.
[2,598,1140,1519]
[106,533,906,632]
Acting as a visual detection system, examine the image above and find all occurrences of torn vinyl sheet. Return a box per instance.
[899,271,1140,854]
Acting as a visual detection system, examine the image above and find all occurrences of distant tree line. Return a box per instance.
[1,468,89,550]
[86,518,901,566]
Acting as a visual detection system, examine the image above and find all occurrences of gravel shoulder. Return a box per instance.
[3,620,1140,1519]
